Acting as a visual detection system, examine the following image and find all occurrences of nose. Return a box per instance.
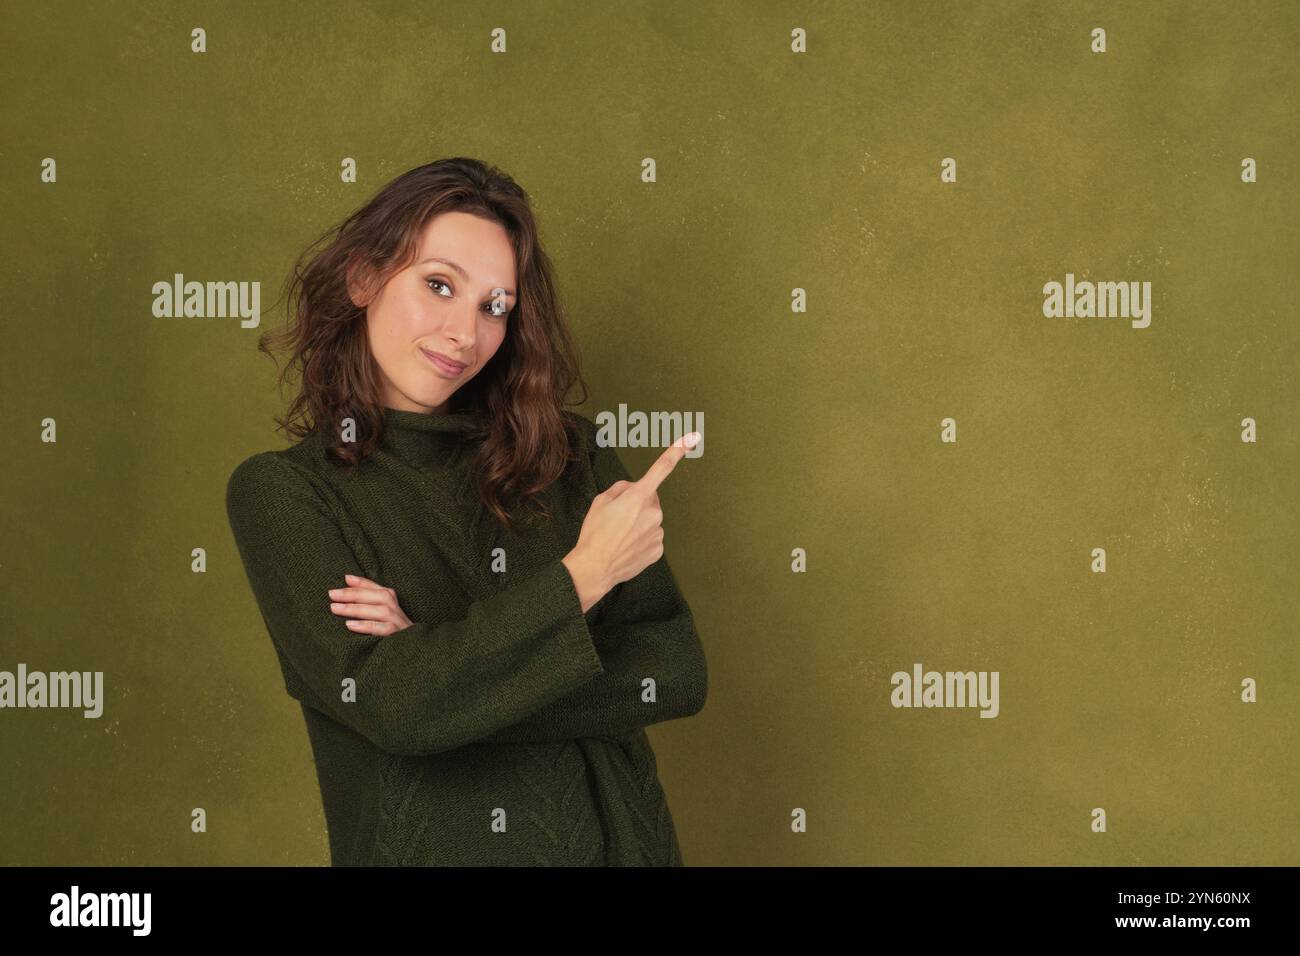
[438,302,477,352]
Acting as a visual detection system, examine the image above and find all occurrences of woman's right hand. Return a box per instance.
[562,431,699,612]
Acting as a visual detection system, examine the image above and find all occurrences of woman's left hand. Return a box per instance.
[327,574,414,636]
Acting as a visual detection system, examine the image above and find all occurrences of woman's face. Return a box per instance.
[353,211,516,414]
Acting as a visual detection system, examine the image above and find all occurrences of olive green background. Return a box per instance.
[2,0,1296,865]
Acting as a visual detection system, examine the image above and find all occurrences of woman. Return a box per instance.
[225,157,707,866]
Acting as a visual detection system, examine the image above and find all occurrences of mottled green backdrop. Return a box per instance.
[2,0,1297,865]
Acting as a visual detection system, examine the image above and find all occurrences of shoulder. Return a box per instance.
[558,409,629,490]
[228,436,326,483]
[227,451,290,512]
[558,409,618,468]
[228,449,288,492]
[559,409,599,451]
[227,427,334,495]
[226,446,328,525]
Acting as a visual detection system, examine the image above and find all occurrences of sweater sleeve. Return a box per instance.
[225,452,606,758]
[479,425,708,744]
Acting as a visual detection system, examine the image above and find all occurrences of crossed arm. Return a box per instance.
[227,435,706,756]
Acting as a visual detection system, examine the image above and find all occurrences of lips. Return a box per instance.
[420,348,468,374]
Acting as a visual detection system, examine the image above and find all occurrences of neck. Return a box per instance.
[378,405,480,468]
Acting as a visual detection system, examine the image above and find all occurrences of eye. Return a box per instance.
[426,277,510,318]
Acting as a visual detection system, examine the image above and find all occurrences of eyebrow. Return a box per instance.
[417,256,516,298]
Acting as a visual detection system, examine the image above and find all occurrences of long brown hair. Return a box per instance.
[256,156,590,530]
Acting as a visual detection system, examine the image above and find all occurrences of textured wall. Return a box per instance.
[1,0,1296,865]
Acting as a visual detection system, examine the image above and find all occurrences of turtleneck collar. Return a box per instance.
[378,405,481,468]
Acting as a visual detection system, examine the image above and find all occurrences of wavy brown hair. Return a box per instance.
[256,156,590,530]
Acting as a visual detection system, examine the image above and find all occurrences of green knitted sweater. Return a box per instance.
[225,406,708,866]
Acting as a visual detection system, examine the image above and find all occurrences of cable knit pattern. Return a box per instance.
[226,405,707,866]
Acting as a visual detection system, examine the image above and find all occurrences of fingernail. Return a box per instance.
[683,432,700,448]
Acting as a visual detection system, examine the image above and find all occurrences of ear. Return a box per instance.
[346,258,378,309]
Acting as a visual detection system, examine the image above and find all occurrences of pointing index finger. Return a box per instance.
[635,432,699,494]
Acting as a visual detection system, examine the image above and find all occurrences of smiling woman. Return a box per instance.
[227,157,708,867]
[249,157,592,531]
[349,212,519,412]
